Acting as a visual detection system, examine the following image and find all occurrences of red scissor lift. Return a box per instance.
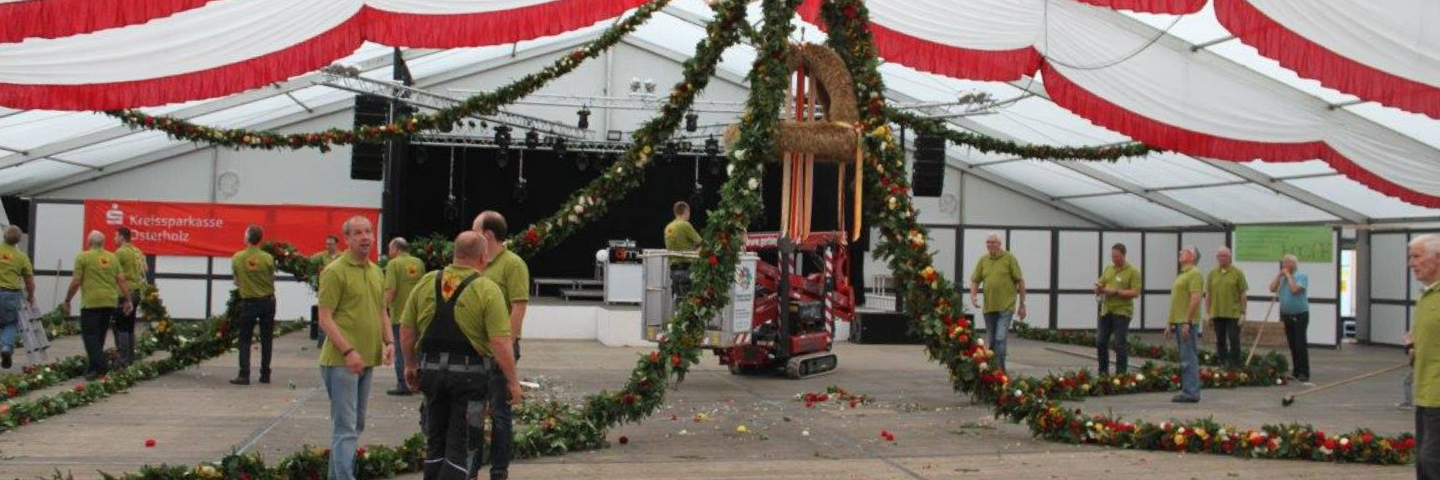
[716,232,855,378]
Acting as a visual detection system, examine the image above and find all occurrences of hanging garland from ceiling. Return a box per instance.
[886,107,1158,161]
[103,0,675,153]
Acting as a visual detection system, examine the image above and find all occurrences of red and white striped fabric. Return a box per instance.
[0,0,647,110]
[798,0,1440,208]
[0,0,218,44]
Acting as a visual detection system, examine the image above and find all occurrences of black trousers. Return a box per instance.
[1212,317,1241,367]
[1281,312,1310,378]
[422,366,490,480]
[1096,313,1131,374]
[1420,406,1440,480]
[113,292,138,366]
[236,297,276,378]
[79,307,116,376]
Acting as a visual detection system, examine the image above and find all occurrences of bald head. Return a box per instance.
[1216,246,1233,268]
[3,225,20,246]
[87,230,105,249]
[454,231,485,263]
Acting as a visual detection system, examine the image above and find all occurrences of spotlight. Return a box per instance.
[494,125,512,149]
[685,112,698,133]
[553,137,567,160]
[644,78,657,94]
[576,152,590,171]
[577,107,591,129]
[630,77,642,93]
[513,178,528,203]
[525,129,540,150]
[663,141,677,164]
[495,148,509,169]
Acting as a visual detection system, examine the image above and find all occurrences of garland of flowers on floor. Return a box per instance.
[2,284,179,402]
[0,316,304,433]
[884,108,1157,162]
[1011,321,1290,371]
[103,0,673,153]
[814,0,1415,465]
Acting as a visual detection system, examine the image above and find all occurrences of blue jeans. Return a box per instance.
[0,290,21,355]
[322,366,373,480]
[391,324,407,391]
[1176,326,1201,400]
[470,340,519,477]
[983,311,1013,371]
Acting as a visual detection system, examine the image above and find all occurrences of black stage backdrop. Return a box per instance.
[390,145,866,297]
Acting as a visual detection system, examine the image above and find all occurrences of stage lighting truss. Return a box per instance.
[412,134,728,160]
[319,72,587,139]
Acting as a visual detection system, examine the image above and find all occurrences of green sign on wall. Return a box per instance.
[1234,225,1333,263]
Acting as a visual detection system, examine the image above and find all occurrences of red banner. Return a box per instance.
[82,200,380,257]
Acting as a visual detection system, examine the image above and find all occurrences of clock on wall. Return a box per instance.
[217,171,240,199]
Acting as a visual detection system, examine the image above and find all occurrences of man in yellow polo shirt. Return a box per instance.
[664,201,701,300]
[471,210,532,479]
[383,237,425,396]
[1407,234,1440,479]
[0,225,35,369]
[63,230,133,379]
[969,233,1026,372]
[316,216,394,480]
[1093,243,1141,375]
[400,231,520,480]
[112,227,146,367]
[1206,246,1249,368]
[312,234,342,348]
[231,225,276,385]
[1167,246,1205,403]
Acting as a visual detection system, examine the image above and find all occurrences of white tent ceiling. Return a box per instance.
[0,0,1436,228]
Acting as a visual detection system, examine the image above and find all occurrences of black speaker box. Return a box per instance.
[351,95,389,181]
[912,135,944,197]
[850,311,923,344]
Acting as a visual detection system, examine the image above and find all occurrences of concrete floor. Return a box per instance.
[0,328,1417,480]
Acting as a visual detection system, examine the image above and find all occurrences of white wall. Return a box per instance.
[959,173,1097,228]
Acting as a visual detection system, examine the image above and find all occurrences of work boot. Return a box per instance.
[1,351,11,369]
[229,376,250,386]
[258,373,271,384]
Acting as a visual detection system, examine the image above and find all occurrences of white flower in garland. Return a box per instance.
[747,178,759,190]
[568,214,579,224]
[574,204,586,215]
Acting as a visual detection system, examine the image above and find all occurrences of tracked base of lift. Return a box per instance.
[786,351,839,379]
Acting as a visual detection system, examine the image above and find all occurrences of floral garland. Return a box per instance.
[103,0,673,153]
[506,0,751,258]
[885,108,1158,162]
[1011,321,1290,371]
[0,318,304,432]
[816,0,1416,465]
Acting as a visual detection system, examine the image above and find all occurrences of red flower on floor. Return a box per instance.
[145,438,156,447]
[73,384,85,393]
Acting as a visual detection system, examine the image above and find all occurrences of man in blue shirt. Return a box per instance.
[1269,253,1309,382]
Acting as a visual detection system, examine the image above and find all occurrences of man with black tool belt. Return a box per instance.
[231,225,277,385]
[400,231,520,480]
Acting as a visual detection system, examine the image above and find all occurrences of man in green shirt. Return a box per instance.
[969,233,1026,372]
[312,234,341,348]
[1408,234,1440,478]
[112,227,146,366]
[1206,246,1249,368]
[1093,243,1141,375]
[63,230,133,379]
[471,210,532,479]
[383,237,425,396]
[400,231,520,480]
[1167,246,1205,403]
[316,216,393,480]
[230,225,276,385]
[0,225,35,369]
[664,201,702,253]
